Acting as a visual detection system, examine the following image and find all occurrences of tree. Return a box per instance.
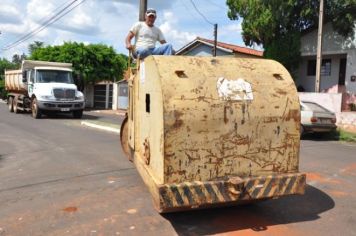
[226,0,356,73]
[0,58,17,80]
[12,53,26,66]
[0,58,17,98]
[28,41,44,55]
[29,42,128,85]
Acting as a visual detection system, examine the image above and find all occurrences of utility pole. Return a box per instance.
[213,24,218,57]
[139,0,147,21]
[315,0,324,93]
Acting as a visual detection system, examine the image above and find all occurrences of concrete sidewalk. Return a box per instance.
[80,109,126,134]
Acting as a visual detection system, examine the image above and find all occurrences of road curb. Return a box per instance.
[81,121,120,134]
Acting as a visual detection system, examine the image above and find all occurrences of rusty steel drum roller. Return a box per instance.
[120,56,306,213]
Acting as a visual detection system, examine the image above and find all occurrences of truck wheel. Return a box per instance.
[120,116,133,162]
[8,97,14,112]
[31,98,42,119]
[13,98,20,114]
[73,110,83,119]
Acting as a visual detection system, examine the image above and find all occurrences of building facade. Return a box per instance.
[295,23,356,105]
[176,37,263,58]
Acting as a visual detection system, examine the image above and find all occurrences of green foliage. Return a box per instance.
[12,53,27,67]
[28,41,44,55]
[226,0,356,73]
[338,129,356,142]
[264,31,301,73]
[30,42,128,84]
[0,79,6,99]
[0,58,17,98]
[0,58,18,80]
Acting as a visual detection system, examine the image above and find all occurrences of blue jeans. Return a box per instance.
[135,43,174,59]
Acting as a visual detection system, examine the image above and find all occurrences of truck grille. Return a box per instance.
[53,89,75,100]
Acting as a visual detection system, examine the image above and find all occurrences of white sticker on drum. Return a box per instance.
[140,61,145,84]
[216,77,253,101]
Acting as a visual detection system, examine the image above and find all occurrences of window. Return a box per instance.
[321,59,331,76]
[30,70,35,83]
[307,59,331,76]
[303,102,330,112]
[36,70,73,83]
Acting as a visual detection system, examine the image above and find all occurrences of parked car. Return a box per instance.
[300,101,337,135]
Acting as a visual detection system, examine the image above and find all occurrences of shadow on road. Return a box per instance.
[301,132,339,141]
[13,111,101,120]
[43,113,100,120]
[163,185,334,235]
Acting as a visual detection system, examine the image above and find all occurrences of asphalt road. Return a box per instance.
[0,101,355,236]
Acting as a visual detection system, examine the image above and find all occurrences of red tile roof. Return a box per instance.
[196,37,263,57]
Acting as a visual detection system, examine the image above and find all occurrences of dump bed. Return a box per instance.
[5,70,27,93]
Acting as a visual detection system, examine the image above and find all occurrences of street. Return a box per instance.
[0,102,355,236]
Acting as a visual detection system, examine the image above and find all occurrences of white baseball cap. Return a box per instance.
[146,8,156,17]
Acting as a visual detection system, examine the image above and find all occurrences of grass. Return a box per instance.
[338,129,356,142]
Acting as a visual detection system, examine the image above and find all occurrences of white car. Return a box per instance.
[300,101,337,135]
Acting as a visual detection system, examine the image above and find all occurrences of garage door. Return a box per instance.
[94,85,113,109]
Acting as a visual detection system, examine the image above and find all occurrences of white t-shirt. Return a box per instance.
[130,22,165,49]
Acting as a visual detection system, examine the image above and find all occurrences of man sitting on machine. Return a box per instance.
[125,8,174,59]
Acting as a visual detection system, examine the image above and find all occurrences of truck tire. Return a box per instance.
[8,97,14,112]
[72,110,83,119]
[13,97,20,114]
[31,98,42,119]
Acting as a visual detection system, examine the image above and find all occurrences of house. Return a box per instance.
[295,23,356,110]
[84,81,113,109]
[176,37,263,58]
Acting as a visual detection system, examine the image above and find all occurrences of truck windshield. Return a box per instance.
[36,70,73,84]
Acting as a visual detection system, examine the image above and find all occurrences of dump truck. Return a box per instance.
[120,56,306,213]
[5,60,85,119]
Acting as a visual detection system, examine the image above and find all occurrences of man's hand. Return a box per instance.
[126,43,133,50]
[125,31,135,51]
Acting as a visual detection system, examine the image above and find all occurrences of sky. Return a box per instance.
[0,0,250,60]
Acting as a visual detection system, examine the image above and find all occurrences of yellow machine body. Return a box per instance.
[123,56,305,212]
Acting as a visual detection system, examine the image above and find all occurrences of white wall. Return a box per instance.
[345,50,356,93]
[299,92,342,113]
[336,112,356,129]
[112,82,118,110]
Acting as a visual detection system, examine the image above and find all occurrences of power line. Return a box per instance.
[2,0,78,51]
[189,0,215,26]
[2,0,86,51]
[205,0,228,10]
[2,0,85,51]
[36,0,76,26]
[179,1,211,31]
